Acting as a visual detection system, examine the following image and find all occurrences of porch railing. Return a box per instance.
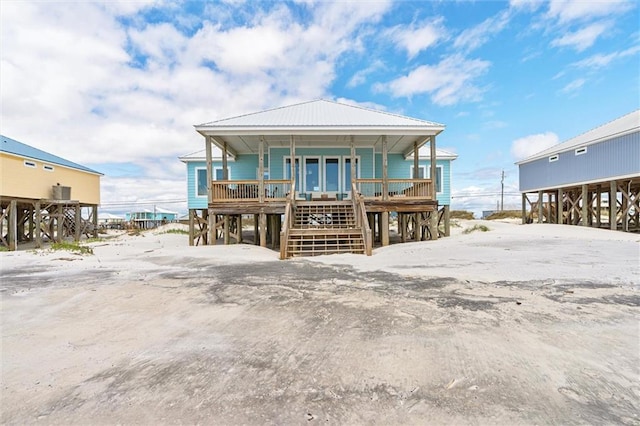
[354,178,433,200]
[211,179,292,202]
[352,183,373,255]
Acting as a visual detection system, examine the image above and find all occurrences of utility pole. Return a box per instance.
[500,170,505,211]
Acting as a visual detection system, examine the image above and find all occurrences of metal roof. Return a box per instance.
[197,99,444,128]
[1,135,101,175]
[516,109,640,164]
[194,99,446,157]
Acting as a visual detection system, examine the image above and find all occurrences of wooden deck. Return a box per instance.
[190,178,446,257]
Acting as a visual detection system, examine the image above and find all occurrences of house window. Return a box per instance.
[196,168,207,197]
[410,165,427,179]
[196,168,226,197]
[284,157,301,192]
[304,158,321,192]
[549,155,559,162]
[575,147,587,156]
[43,164,55,171]
[324,157,340,192]
[343,157,360,193]
[24,160,36,168]
[411,165,441,192]
[428,166,443,193]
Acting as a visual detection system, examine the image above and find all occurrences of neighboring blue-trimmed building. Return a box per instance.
[517,110,639,231]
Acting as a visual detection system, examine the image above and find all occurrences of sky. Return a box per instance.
[1,0,638,216]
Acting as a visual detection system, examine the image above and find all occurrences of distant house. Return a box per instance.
[125,207,178,229]
[517,110,639,232]
[180,99,458,257]
[98,213,125,228]
[1,135,102,250]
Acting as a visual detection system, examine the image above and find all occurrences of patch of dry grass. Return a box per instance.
[450,210,475,220]
[485,210,521,220]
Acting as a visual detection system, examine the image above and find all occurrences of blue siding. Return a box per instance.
[519,132,640,191]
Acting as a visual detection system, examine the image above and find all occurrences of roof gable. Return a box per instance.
[1,135,101,175]
[517,109,640,164]
[197,99,444,129]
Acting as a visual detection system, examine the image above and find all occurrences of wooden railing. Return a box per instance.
[354,178,433,200]
[279,177,297,259]
[211,179,292,202]
[352,183,373,255]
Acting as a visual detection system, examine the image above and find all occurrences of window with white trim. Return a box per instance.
[575,147,587,156]
[43,164,55,171]
[411,165,442,193]
[24,160,36,168]
[549,155,559,162]
[410,165,427,179]
[196,167,226,197]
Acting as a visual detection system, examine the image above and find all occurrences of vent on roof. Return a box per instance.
[549,155,559,163]
[575,147,587,156]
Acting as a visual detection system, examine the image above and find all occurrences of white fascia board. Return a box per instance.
[519,172,640,193]
[195,126,444,137]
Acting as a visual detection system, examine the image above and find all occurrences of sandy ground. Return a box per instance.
[1,221,639,425]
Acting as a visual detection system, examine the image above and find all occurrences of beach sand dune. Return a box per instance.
[1,222,639,424]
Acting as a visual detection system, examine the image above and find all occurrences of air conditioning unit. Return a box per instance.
[52,185,71,200]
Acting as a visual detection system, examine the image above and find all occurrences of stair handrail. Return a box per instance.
[351,183,372,256]
[279,176,296,259]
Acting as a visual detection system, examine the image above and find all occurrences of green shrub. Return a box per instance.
[462,224,490,234]
[158,229,189,235]
[50,241,93,255]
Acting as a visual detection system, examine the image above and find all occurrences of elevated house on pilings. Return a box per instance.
[186,99,455,258]
[1,135,101,250]
[517,110,639,232]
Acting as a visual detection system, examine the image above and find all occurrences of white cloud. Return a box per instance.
[454,10,511,52]
[378,55,490,105]
[386,18,446,59]
[546,0,634,24]
[0,1,393,213]
[551,21,610,51]
[572,45,640,69]
[510,132,560,161]
[347,60,385,88]
[560,78,587,94]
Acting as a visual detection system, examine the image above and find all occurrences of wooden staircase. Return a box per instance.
[285,201,366,257]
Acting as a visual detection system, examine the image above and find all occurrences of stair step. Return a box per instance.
[283,200,367,258]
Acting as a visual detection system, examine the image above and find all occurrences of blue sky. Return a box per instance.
[2,0,638,215]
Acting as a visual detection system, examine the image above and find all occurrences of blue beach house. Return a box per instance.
[180,100,457,257]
